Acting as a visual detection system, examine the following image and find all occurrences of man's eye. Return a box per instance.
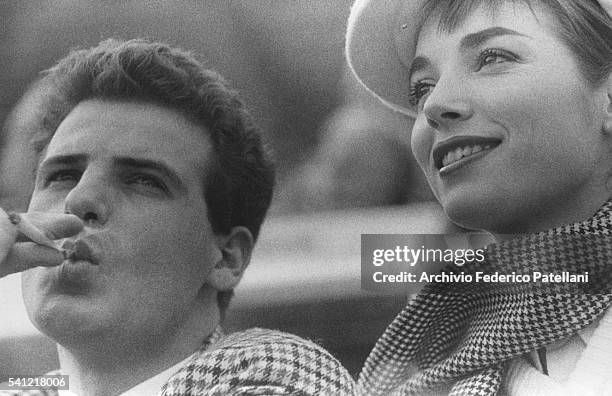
[128,174,166,191]
[477,48,519,70]
[46,170,80,185]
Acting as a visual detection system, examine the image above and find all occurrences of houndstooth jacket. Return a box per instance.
[0,327,356,396]
[161,327,357,395]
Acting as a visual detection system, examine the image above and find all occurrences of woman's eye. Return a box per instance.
[477,48,518,70]
[409,81,435,110]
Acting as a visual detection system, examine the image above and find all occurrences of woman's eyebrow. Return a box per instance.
[408,56,431,82]
[459,26,530,50]
[409,27,529,81]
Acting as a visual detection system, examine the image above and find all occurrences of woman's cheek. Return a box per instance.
[410,120,433,172]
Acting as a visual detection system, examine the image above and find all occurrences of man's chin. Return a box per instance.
[30,301,115,346]
[22,279,113,345]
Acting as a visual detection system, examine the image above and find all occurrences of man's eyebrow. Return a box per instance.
[409,27,529,82]
[39,154,87,169]
[115,157,187,191]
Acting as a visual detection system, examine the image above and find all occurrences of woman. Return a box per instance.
[346,0,612,395]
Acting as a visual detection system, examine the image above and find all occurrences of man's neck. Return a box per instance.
[57,300,221,396]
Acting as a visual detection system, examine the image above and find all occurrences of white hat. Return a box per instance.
[345,0,612,118]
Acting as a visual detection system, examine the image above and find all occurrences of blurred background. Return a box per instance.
[0,0,452,379]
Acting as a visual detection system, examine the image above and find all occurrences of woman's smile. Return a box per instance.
[432,135,502,175]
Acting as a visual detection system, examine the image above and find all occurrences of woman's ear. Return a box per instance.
[207,226,254,291]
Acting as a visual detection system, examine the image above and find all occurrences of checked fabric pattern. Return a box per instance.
[358,199,612,396]
[161,327,357,396]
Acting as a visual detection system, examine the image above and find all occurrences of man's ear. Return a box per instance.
[207,226,254,291]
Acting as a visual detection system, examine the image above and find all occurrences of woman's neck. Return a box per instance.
[492,193,611,241]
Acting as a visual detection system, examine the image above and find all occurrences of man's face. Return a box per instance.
[23,99,222,348]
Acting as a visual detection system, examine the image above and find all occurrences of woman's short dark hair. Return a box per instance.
[33,38,275,243]
[419,0,612,86]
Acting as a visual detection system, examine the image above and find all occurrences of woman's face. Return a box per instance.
[409,2,611,234]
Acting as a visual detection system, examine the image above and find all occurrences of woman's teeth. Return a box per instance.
[441,144,491,167]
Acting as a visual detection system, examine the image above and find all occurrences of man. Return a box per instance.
[0,39,355,395]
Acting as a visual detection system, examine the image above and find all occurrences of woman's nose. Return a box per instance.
[63,171,110,227]
[422,77,473,129]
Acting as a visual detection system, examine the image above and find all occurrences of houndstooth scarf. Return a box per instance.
[358,199,612,396]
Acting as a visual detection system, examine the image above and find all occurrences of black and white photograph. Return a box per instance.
[0,0,610,395]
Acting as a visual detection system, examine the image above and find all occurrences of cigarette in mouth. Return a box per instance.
[8,212,61,251]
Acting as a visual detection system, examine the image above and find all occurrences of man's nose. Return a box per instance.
[422,75,473,129]
[63,171,110,226]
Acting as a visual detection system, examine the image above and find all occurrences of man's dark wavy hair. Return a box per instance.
[32,38,275,311]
